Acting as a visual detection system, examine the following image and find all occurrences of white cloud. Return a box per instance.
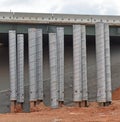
[0,0,119,15]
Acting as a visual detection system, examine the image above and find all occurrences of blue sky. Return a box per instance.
[0,0,120,15]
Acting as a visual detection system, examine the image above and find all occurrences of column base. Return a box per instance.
[59,101,64,107]
[81,100,89,107]
[105,101,112,106]
[99,102,106,107]
[74,101,82,107]
[74,101,89,107]
[36,100,46,108]
[36,100,43,105]
[30,100,47,112]
[10,100,17,113]
[98,102,111,107]
[36,100,47,110]
[30,101,37,112]
[16,103,23,113]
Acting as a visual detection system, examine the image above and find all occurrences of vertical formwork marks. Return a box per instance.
[36,29,43,101]
[95,22,112,105]
[9,30,17,101]
[9,31,25,112]
[49,33,59,108]
[56,27,64,104]
[17,34,24,103]
[28,28,44,111]
[9,30,17,112]
[81,25,88,102]
[104,24,112,103]
[73,25,88,106]
[95,22,106,103]
[28,28,37,102]
[73,25,82,102]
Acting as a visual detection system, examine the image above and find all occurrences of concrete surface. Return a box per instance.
[0,35,120,113]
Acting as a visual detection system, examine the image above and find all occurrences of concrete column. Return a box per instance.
[17,34,24,103]
[104,23,112,103]
[9,30,17,112]
[81,25,88,102]
[36,29,43,101]
[56,27,64,104]
[95,22,106,103]
[73,25,82,103]
[9,30,17,101]
[28,28,37,102]
[49,33,59,108]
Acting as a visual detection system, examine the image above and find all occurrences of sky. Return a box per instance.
[0,0,120,15]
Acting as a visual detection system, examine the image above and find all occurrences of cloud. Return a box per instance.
[56,0,120,15]
[0,0,119,15]
[0,0,63,13]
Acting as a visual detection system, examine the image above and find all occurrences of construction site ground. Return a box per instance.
[0,88,119,122]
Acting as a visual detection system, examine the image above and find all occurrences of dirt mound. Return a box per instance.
[112,87,120,100]
[0,101,120,122]
[2,94,120,122]
[30,102,50,112]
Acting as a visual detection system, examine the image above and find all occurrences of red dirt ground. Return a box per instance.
[0,89,120,122]
[112,87,120,100]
